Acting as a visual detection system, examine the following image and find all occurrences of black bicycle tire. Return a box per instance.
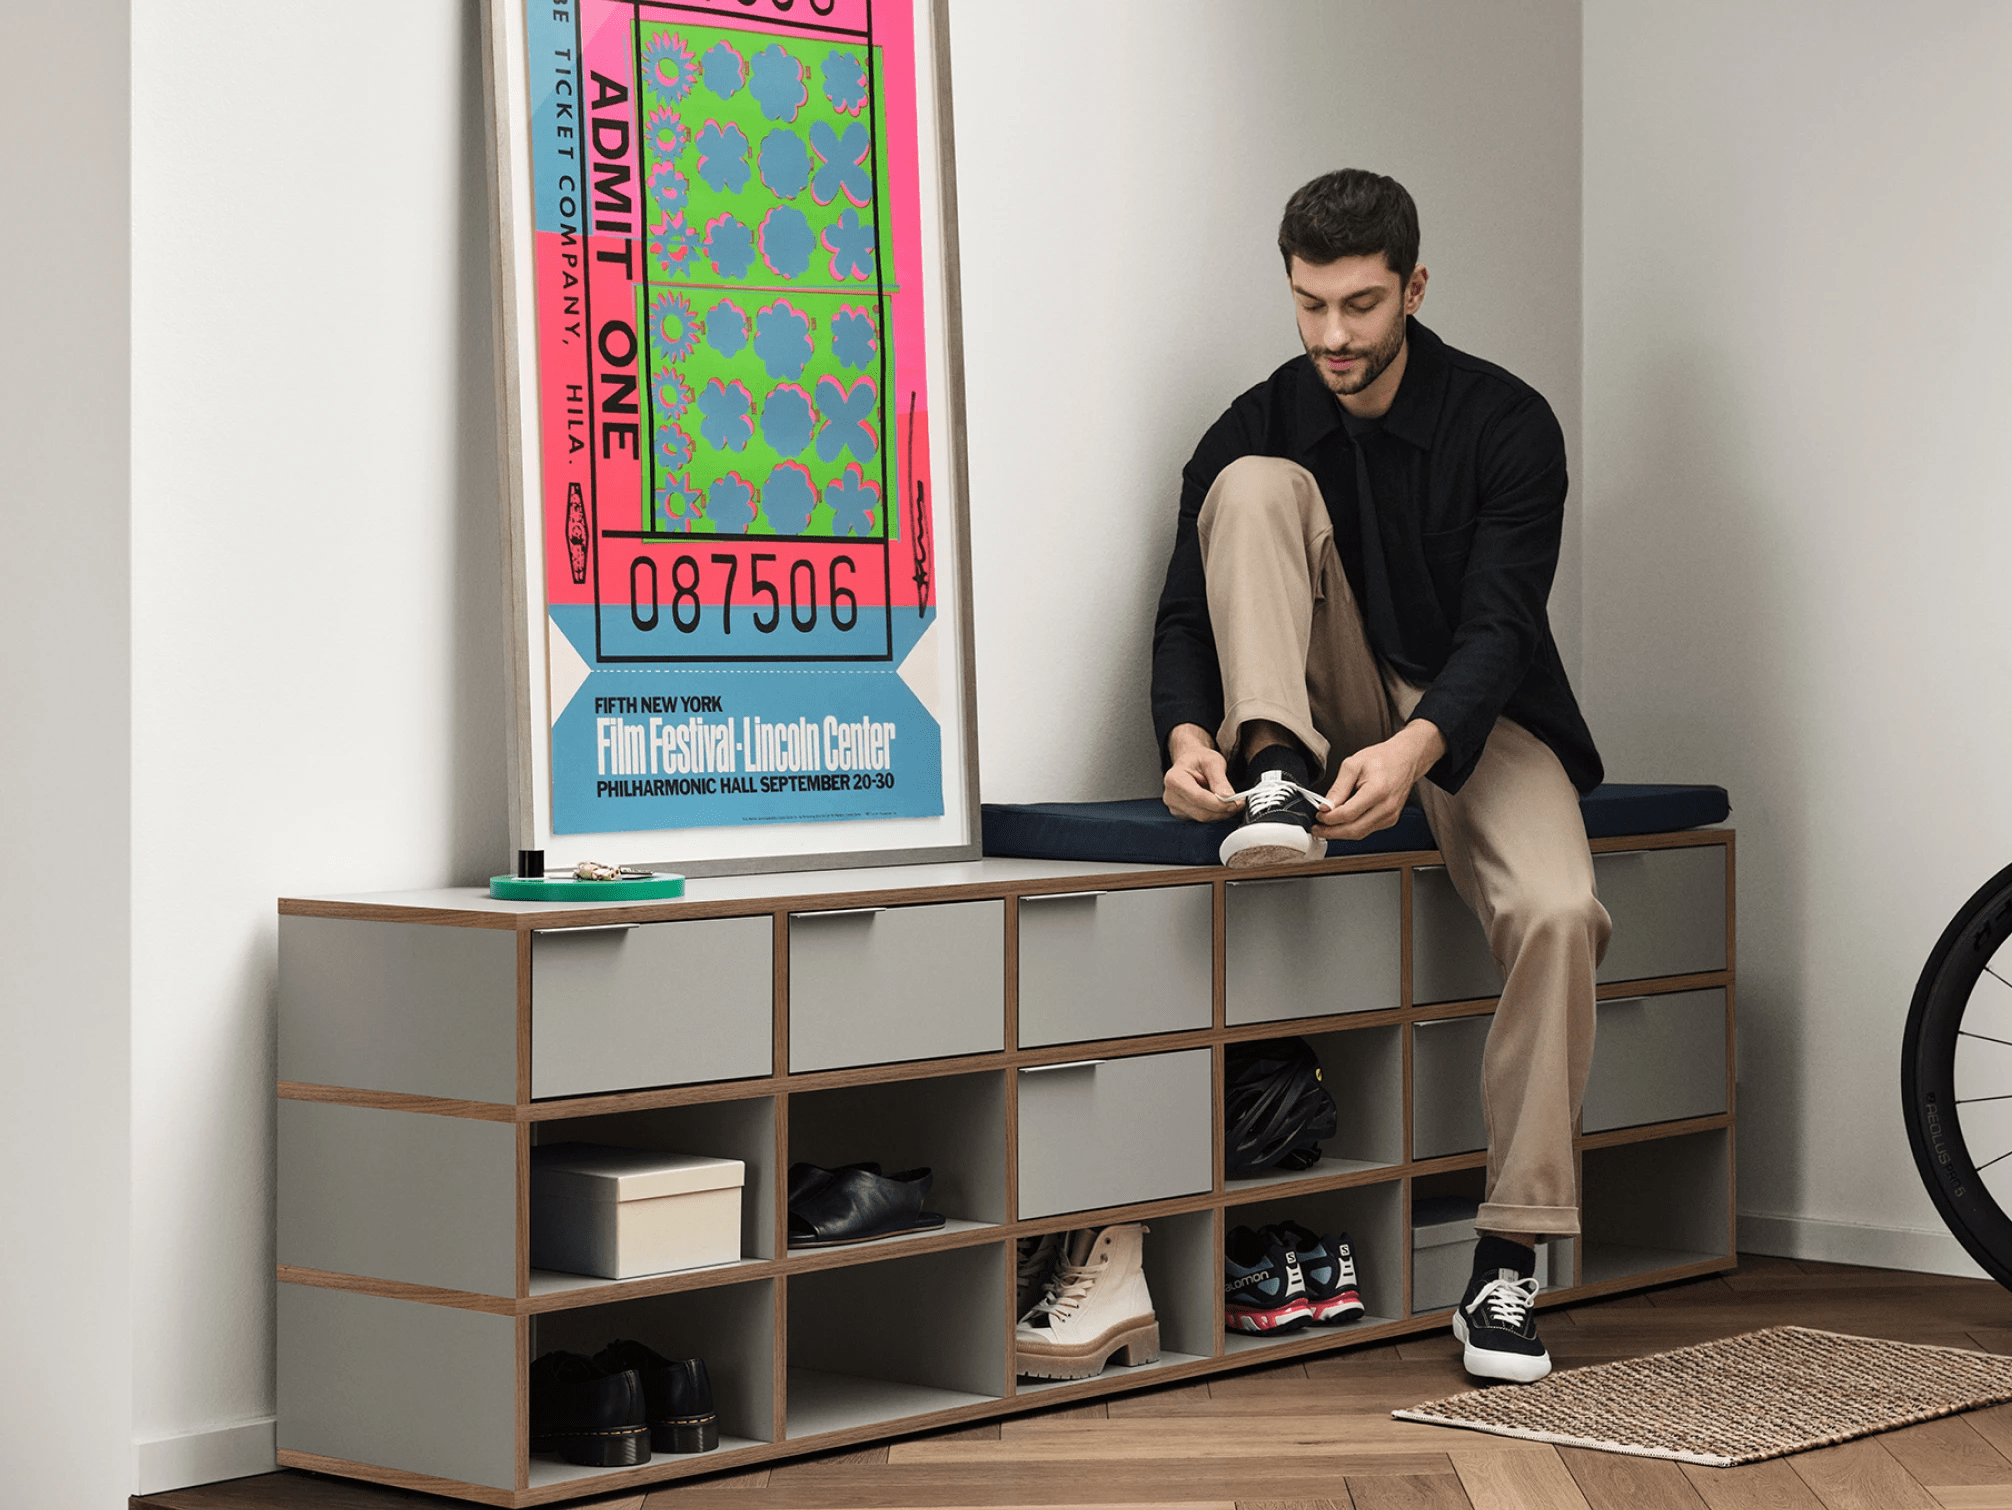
[1902,860,2012,1289]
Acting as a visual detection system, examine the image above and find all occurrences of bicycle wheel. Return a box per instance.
[1903,860,2012,1288]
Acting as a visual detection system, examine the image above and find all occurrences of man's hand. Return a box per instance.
[1163,723,1238,821]
[1316,719,1446,841]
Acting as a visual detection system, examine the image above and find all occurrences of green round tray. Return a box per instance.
[488,872,686,901]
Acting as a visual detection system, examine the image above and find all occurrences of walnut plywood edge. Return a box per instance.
[277,1267,520,1316]
[276,1083,519,1122]
[1574,1111,1733,1152]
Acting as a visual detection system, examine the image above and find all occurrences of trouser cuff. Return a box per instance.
[1476,1202,1580,1240]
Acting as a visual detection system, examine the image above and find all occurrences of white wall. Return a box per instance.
[0,9,136,1508]
[955,0,1585,802]
[1583,1,2012,1273]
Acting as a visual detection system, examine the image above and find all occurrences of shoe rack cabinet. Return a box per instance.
[274,827,1736,1506]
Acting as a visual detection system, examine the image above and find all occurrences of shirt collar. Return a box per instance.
[1291,315,1449,455]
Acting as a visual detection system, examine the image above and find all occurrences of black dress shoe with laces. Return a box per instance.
[592,1339,720,1453]
[529,1350,651,1466]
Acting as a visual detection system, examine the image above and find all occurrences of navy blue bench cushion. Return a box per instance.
[981,783,1730,869]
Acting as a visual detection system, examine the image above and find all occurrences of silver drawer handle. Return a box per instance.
[1021,1059,1105,1074]
[533,924,638,935]
[792,906,888,920]
[1020,890,1108,903]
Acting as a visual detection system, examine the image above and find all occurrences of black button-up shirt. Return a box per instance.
[1151,317,1602,796]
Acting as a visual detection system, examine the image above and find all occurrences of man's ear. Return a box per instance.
[1405,265,1429,315]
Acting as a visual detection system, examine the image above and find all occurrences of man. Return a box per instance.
[1151,169,1610,1383]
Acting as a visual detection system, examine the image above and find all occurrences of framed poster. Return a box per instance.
[481,0,979,874]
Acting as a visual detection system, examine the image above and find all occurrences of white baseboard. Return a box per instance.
[1739,1210,1991,1280]
[133,1417,276,1497]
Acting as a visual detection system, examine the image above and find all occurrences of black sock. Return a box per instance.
[1473,1234,1536,1280]
[1244,742,1312,788]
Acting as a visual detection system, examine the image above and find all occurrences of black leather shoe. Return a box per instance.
[529,1351,650,1466]
[788,1165,946,1248]
[786,1160,881,1208]
[592,1339,720,1453]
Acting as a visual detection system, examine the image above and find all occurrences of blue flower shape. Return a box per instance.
[814,375,878,464]
[654,421,693,470]
[762,462,817,534]
[823,210,876,281]
[648,161,689,223]
[696,379,754,452]
[748,45,807,123]
[753,300,813,380]
[831,307,879,369]
[809,120,872,207]
[760,383,816,457]
[654,373,693,423]
[655,471,701,530]
[708,472,756,532]
[642,32,699,101]
[703,215,756,280]
[651,214,699,275]
[758,129,811,200]
[646,107,687,158]
[822,51,868,116]
[706,299,748,358]
[701,40,745,98]
[652,290,700,362]
[824,463,881,536]
[694,121,751,194]
[758,205,814,279]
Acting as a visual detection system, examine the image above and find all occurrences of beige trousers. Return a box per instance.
[1198,456,1611,1238]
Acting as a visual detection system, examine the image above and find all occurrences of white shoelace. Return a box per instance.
[1224,772,1334,816]
[1468,1273,1541,1330]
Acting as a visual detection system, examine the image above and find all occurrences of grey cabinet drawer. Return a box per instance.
[1583,989,1728,1132]
[532,916,773,1098]
[789,901,1005,1072]
[1018,886,1212,1047]
[1017,1048,1212,1218]
[1411,1016,1490,1159]
[1412,843,1729,1005]
[1225,872,1400,1025]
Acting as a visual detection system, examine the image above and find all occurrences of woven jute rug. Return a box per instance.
[1392,1326,2012,1467]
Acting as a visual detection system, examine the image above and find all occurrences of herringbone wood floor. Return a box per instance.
[135,1256,2012,1510]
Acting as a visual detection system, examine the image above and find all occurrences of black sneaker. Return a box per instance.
[529,1350,651,1466]
[1266,1222,1366,1324]
[1452,1267,1550,1383]
[592,1339,719,1454]
[1224,1224,1314,1333]
[1219,770,1328,867]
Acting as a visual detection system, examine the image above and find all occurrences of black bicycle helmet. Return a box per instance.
[1224,1036,1338,1176]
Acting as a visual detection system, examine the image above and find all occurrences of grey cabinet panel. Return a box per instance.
[1583,989,1728,1133]
[789,901,1004,1072]
[279,1100,517,1296]
[279,916,517,1102]
[1018,886,1212,1047]
[1411,1016,1491,1159]
[1225,872,1400,1025]
[1595,847,1727,984]
[532,915,773,1098]
[1412,844,1731,1006]
[1017,1048,1212,1218]
[278,1284,517,1490]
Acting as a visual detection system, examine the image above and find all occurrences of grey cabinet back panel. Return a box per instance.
[1583,989,1728,1132]
[1017,1048,1212,1218]
[532,915,773,1098]
[1226,872,1400,1024]
[278,1285,516,1489]
[279,917,517,1102]
[1018,886,1212,1047]
[789,900,1004,1072]
[1412,870,1501,1007]
[279,1100,518,1296]
[1411,1016,1491,1159]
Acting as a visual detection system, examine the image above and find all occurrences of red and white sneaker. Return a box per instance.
[1224,1225,1314,1333]
[1268,1221,1366,1324]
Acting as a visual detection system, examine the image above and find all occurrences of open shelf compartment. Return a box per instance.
[1225,1025,1403,1195]
[1580,1127,1732,1286]
[1222,1177,1404,1355]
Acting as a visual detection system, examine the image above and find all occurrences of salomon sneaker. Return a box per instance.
[1219,770,1329,868]
[1223,1224,1314,1333]
[1266,1221,1365,1325]
[1453,1266,1550,1383]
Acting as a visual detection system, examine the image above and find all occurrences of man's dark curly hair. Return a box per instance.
[1277,169,1419,281]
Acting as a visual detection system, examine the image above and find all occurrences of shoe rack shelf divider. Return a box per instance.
[274,827,1736,1507]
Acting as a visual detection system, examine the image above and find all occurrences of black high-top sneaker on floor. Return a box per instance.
[592,1340,720,1453]
[1219,745,1329,868]
[1452,1238,1550,1383]
[1223,1224,1314,1333]
[529,1351,651,1466]
[1266,1221,1365,1324]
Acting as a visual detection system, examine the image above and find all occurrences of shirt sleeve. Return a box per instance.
[1150,413,1249,765]
[1408,391,1569,793]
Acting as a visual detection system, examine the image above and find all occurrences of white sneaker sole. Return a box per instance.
[1219,822,1327,868]
[1451,1309,1551,1383]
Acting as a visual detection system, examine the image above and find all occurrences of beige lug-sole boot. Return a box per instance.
[1015,1224,1161,1380]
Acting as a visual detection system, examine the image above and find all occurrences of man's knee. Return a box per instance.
[1201,455,1320,527]
[1493,885,1611,965]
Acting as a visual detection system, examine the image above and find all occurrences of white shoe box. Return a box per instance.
[1410,1196,1560,1313]
[530,1142,745,1279]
